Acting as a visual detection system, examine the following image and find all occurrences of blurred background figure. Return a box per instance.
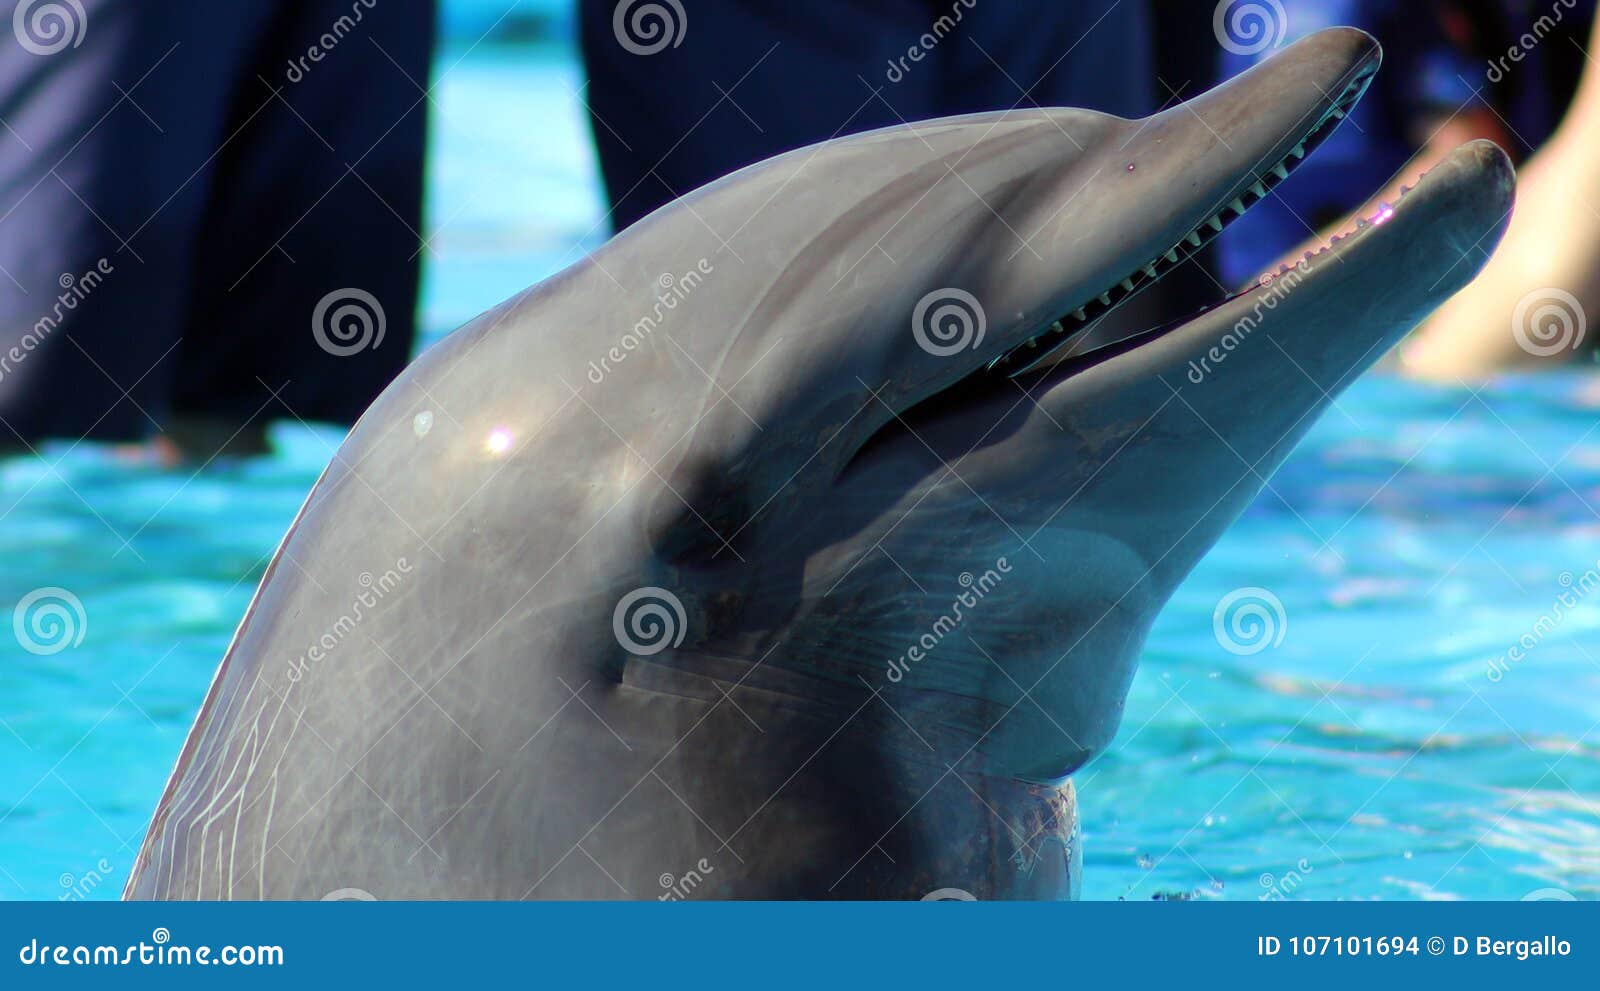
[578,0,1155,233]
[0,0,436,459]
[1196,0,1599,379]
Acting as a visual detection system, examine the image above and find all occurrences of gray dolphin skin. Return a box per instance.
[126,27,1513,900]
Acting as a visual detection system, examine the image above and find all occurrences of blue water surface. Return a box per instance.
[3,37,1599,903]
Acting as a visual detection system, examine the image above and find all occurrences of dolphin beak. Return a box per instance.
[989,27,1383,375]
[1017,140,1516,588]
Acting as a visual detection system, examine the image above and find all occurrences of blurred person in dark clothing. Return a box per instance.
[0,0,436,459]
[1193,0,1599,377]
[578,0,1156,234]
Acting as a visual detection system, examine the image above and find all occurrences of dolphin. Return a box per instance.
[125,27,1513,900]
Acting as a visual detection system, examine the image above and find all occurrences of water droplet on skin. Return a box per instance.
[1126,163,1137,172]
[413,411,434,437]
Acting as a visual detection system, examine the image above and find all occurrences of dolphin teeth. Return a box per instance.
[1073,308,1087,321]
[1290,144,1306,159]
[1331,107,1346,120]
[1207,216,1224,232]
[1249,182,1266,199]
[1050,321,1066,334]
[1121,278,1136,292]
[1163,249,1178,263]
[1229,198,1247,215]
[1143,263,1159,277]
[1098,292,1112,305]
[1186,230,1203,247]
[1271,163,1290,180]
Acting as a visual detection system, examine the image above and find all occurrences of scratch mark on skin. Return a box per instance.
[155,671,266,898]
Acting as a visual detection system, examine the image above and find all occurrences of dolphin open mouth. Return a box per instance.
[986,55,1380,377]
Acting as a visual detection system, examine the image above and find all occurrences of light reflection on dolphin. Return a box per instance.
[126,28,1512,900]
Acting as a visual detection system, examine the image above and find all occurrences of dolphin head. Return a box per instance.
[129,28,1514,900]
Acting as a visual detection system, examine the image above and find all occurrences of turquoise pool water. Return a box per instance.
[3,44,1599,903]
